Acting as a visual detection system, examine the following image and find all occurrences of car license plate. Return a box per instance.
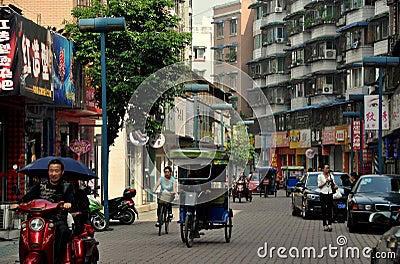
[337,203,346,209]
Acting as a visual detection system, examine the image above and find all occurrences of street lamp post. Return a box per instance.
[183,84,209,148]
[211,103,233,150]
[343,94,365,174]
[363,57,400,174]
[78,17,126,226]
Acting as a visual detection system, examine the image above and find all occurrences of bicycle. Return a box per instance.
[156,191,175,236]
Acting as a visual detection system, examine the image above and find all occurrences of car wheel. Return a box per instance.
[347,213,357,233]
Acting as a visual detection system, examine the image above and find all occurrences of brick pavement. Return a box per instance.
[0,190,384,263]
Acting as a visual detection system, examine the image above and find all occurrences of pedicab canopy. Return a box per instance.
[168,148,230,198]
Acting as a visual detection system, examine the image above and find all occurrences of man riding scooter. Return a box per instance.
[11,158,74,264]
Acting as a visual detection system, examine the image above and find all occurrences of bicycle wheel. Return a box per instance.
[164,206,169,234]
[184,214,195,248]
[158,204,166,236]
[225,215,232,243]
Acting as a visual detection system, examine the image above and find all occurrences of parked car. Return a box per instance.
[347,174,400,233]
[292,171,352,221]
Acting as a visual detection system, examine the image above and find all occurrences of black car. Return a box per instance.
[292,172,352,221]
[347,174,400,233]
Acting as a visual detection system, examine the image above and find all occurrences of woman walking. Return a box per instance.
[318,164,337,232]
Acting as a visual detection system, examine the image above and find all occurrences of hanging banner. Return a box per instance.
[69,139,91,156]
[364,95,389,130]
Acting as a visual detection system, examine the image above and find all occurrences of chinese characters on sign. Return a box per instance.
[364,95,389,130]
[352,120,361,150]
[69,139,91,157]
[0,18,16,92]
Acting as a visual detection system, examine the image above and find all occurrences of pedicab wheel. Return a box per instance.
[184,215,195,248]
[180,223,185,243]
[224,215,232,243]
[264,186,268,198]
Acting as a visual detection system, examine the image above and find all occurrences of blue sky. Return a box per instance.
[192,0,229,23]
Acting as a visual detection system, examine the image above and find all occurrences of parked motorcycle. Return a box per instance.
[89,188,139,231]
[108,188,139,225]
[15,199,99,264]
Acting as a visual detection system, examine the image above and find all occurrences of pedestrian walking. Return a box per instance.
[350,171,360,190]
[318,164,337,232]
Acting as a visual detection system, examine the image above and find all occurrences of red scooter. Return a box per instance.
[232,177,251,203]
[16,199,99,264]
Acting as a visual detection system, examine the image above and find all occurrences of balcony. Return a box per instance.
[345,46,374,64]
[290,31,311,46]
[291,97,308,109]
[346,6,375,25]
[310,59,338,73]
[262,43,285,56]
[373,38,389,56]
[291,64,311,79]
[266,73,289,86]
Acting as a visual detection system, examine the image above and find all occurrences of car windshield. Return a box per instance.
[304,173,351,188]
[356,177,400,193]
[250,173,261,182]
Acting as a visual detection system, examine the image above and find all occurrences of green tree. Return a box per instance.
[229,124,255,174]
[63,0,191,145]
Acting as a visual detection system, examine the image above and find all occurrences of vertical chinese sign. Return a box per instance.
[0,9,18,94]
[364,95,389,130]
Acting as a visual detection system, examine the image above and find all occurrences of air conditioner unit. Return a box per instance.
[275,97,284,104]
[275,7,283,12]
[322,85,333,94]
[325,50,336,59]
[276,38,284,43]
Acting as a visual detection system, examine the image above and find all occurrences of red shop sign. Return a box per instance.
[69,139,91,156]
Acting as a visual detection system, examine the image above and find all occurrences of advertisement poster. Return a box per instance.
[364,95,389,130]
[52,32,76,106]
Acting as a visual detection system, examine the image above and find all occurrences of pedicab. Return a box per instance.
[254,167,278,198]
[169,148,233,248]
[282,165,305,197]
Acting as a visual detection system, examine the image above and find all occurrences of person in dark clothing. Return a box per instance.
[350,172,360,190]
[14,158,74,264]
[69,179,90,235]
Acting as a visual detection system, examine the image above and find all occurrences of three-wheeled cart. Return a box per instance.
[169,148,233,248]
[254,167,277,198]
[282,165,305,197]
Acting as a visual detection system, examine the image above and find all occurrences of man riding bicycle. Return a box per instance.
[153,166,177,227]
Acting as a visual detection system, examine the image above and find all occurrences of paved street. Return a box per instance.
[1,190,383,263]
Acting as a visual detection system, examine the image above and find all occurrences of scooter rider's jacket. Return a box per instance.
[19,178,74,221]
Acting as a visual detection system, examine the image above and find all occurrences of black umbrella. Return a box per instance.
[19,156,97,181]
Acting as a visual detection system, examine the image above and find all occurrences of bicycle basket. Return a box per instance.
[184,192,197,206]
[159,191,174,203]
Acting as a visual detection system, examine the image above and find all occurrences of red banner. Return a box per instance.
[352,120,361,150]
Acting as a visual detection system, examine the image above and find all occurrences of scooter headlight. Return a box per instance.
[29,218,45,231]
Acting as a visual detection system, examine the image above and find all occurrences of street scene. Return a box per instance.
[1,0,400,263]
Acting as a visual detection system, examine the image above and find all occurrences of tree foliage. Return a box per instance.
[63,0,191,145]
[229,124,255,169]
